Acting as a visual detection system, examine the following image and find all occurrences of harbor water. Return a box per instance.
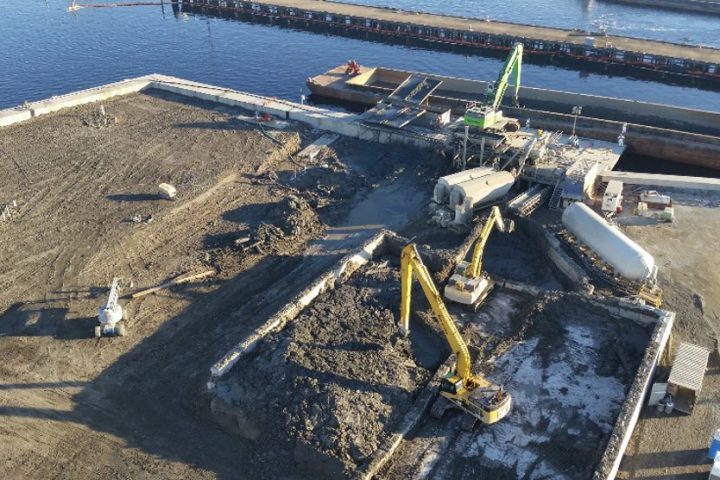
[1,0,719,113]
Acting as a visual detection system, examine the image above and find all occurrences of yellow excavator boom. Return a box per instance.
[400,244,473,382]
[464,206,509,279]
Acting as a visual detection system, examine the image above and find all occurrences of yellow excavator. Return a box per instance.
[400,244,512,430]
[444,206,514,307]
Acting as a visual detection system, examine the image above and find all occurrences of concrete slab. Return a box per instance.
[601,170,720,191]
[0,108,32,127]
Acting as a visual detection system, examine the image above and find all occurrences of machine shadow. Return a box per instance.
[0,303,96,340]
[7,249,353,479]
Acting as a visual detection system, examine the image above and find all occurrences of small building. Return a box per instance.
[602,180,623,214]
[559,157,599,208]
[668,342,710,414]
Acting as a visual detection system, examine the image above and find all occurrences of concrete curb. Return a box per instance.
[208,230,388,381]
[1,74,443,151]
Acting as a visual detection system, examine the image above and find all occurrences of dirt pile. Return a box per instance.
[212,261,433,478]
[255,194,324,254]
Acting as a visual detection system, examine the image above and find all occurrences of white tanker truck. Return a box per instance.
[562,202,662,307]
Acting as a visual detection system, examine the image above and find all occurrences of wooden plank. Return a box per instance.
[297,133,340,161]
[131,269,216,299]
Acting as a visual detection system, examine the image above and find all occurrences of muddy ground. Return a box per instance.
[379,293,651,480]
[618,193,720,480]
[211,258,443,478]
[209,228,566,479]
[209,210,645,480]
[0,90,449,479]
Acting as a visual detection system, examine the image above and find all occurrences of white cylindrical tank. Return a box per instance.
[433,166,494,204]
[562,202,656,282]
[450,171,515,209]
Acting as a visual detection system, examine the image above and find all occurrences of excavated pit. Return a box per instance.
[210,233,656,480]
[463,294,651,479]
[377,292,657,480]
[210,257,445,478]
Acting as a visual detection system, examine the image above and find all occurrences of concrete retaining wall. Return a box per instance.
[147,77,443,150]
[0,109,32,127]
[0,74,444,152]
[601,171,720,191]
[514,216,593,291]
[594,309,675,479]
[0,76,154,127]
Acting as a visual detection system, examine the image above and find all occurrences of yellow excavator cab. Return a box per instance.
[444,206,512,307]
[441,374,467,396]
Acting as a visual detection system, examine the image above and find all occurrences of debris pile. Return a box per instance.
[212,262,433,477]
[0,200,18,222]
[82,104,118,128]
[255,194,324,254]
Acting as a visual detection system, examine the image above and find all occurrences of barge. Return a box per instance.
[600,0,720,15]
[308,64,720,170]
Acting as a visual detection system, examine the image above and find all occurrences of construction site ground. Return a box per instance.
[617,191,720,480]
[376,289,651,480]
[0,86,713,480]
[0,90,448,479]
[211,215,651,480]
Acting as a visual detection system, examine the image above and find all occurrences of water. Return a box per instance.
[0,1,719,112]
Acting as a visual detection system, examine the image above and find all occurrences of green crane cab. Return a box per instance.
[464,42,523,131]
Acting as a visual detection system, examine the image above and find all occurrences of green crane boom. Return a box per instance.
[464,42,523,130]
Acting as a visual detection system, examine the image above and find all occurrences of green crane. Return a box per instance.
[464,42,523,130]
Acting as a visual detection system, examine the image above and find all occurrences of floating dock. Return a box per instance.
[308,64,720,170]
[180,0,720,84]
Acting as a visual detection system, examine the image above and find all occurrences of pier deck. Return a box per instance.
[267,0,720,62]
[183,0,720,81]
